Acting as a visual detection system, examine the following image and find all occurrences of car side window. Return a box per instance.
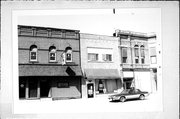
[129,90,134,94]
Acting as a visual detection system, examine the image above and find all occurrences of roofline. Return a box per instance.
[80,32,116,38]
[115,29,156,38]
[18,25,80,33]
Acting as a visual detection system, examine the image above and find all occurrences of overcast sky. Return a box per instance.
[18,8,161,36]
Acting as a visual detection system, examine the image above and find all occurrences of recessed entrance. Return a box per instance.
[123,78,133,89]
[40,79,50,98]
[29,79,38,98]
[87,83,94,98]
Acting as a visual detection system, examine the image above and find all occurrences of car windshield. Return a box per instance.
[121,89,130,94]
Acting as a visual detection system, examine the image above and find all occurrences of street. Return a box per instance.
[13,92,163,114]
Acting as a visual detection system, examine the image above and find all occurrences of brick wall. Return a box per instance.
[18,36,80,65]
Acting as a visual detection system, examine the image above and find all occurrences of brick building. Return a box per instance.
[18,25,82,100]
[114,30,157,93]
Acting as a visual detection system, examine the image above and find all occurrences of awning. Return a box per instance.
[84,69,120,79]
[19,65,82,76]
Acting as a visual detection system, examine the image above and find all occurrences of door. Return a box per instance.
[40,79,50,98]
[87,83,94,98]
[29,80,38,98]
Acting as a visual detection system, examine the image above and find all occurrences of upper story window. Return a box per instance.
[102,54,112,62]
[65,47,72,62]
[30,45,38,62]
[88,53,98,61]
[49,46,56,62]
[121,47,127,63]
[140,45,145,64]
[134,45,139,64]
[150,47,157,64]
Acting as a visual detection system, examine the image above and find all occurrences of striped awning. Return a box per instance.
[19,64,82,76]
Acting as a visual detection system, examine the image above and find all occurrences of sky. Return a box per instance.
[18,8,161,36]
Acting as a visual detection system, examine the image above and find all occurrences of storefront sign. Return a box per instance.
[123,72,133,78]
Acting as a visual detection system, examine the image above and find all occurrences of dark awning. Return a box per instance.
[19,65,82,76]
[84,69,120,79]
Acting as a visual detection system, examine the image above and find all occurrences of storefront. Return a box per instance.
[19,64,82,100]
[123,71,134,89]
[84,69,122,98]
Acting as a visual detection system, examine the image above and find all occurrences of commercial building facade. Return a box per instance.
[18,25,157,100]
[114,30,157,93]
[18,25,82,100]
[80,33,122,98]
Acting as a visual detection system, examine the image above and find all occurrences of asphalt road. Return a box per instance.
[12,92,163,113]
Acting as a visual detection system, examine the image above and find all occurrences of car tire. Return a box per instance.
[120,96,126,102]
[139,94,145,100]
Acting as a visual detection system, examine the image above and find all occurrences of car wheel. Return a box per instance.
[120,96,126,102]
[139,94,145,100]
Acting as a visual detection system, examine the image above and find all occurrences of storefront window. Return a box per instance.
[98,80,104,93]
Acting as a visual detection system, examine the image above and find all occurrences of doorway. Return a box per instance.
[87,83,94,98]
[40,79,50,98]
[123,78,133,89]
[29,79,38,98]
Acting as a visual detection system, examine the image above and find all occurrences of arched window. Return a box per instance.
[140,45,145,64]
[134,45,139,64]
[30,45,37,62]
[65,47,72,62]
[49,46,56,62]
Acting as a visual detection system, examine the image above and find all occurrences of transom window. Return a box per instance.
[30,45,37,62]
[88,53,98,61]
[49,46,56,62]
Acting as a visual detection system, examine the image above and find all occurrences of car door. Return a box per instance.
[126,89,135,99]
[126,89,141,99]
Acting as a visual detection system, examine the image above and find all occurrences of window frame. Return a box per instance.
[121,47,128,63]
[29,45,38,62]
[134,45,139,64]
[150,47,157,64]
[88,53,99,61]
[102,54,112,62]
[140,45,145,64]
[65,47,73,62]
[49,46,57,62]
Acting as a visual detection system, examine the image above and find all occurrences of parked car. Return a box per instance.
[108,88,149,102]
